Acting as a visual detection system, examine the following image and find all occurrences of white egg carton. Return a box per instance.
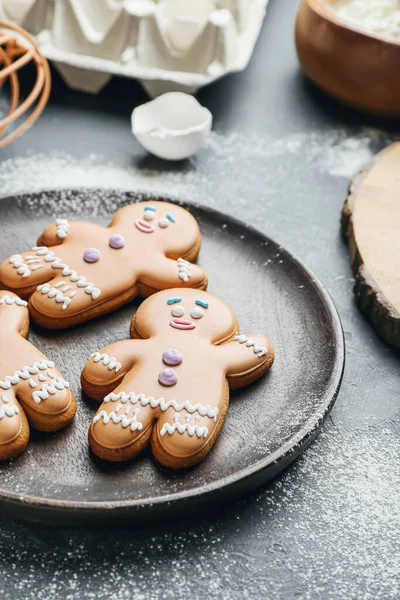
[0,0,269,97]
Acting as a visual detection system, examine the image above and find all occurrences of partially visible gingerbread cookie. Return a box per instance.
[0,201,208,329]
[82,289,274,469]
[0,291,76,460]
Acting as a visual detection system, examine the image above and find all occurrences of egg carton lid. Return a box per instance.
[31,0,269,96]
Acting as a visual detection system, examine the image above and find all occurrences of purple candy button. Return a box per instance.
[162,348,183,366]
[109,234,126,249]
[158,368,178,387]
[83,248,100,263]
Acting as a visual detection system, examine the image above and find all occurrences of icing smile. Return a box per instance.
[135,219,155,233]
[170,318,196,330]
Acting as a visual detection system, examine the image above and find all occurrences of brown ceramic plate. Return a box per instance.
[0,190,344,525]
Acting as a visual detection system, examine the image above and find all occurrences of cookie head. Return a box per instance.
[113,201,201,256]
[133,289,237,343]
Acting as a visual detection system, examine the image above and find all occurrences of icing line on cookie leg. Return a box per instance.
[0,405,20,420]
[93,408,143,432]
[160,421,208,438]
[0,295,28,307]
[9,255,31,278]
[0,360,55,390]
[32,378,70,404]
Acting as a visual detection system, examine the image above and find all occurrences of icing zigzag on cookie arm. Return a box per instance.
[216,333,274,388]
[90,352,121,373]
[234,335,269,357]
[56,219,69,239]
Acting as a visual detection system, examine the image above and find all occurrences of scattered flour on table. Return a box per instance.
[0,127,389,200]
[0,422,398,600]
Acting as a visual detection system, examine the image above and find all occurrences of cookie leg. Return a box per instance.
[89,391,156,462]
[29,275,139,329]
[0,393,30,460]
[15,371,76,432]
[0,250,57,298]
[152,393,229,470]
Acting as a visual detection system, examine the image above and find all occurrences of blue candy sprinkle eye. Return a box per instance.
[144,205,156,211]
[166,213,176,223]
[195,300,208,309]
[167,297,183,305]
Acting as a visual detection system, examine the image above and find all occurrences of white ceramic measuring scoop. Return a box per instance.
[131,92,212,160]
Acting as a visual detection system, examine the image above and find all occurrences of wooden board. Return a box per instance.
[342,142,400,348]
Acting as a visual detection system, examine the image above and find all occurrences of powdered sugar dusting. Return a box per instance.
[0,422,397,600]
[0,128,389,204]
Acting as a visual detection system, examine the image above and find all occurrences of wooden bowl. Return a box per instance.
[295,0,400,116]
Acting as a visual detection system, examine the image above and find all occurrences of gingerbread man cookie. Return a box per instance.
[0,291,76,459]
[0,202,208,329]
[82,289,274,469]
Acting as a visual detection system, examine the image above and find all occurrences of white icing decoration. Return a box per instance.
[160,421,208,438]
[93,408,143,432]
[0,360,67,405]
[143,210,155,221]
[104,391,219,421]
[38,373,47,382]
[171,305,185,317]
[37,283,75,311]
[9,255,31,278]
[177,258,192,283]
[56,218,69,239]
[90,352,121,373]
[190,307,203,319]
[0,360,55,391]
[0,405,20,420]
[32,378,70,404]
[33,246,101,307]
[158,218,169,228]
[234,335,268,358]
[0,295,28,307]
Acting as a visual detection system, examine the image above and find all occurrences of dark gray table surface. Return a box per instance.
[0,1,399,598]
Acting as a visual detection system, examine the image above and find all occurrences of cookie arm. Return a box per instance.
[81,340,143,402]
[37,218,70,247]
[0,220,71,293]
[219,334,274,390]
[138,255,208,294]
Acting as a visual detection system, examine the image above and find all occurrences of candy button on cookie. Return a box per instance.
[158,368,178,387]
[162,348,183,366]
[83,248,100,263]
[109,234,126,249]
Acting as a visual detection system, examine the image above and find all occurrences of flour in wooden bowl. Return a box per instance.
[322,0,400,41]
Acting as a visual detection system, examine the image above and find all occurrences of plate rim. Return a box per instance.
[0,190,345,519]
